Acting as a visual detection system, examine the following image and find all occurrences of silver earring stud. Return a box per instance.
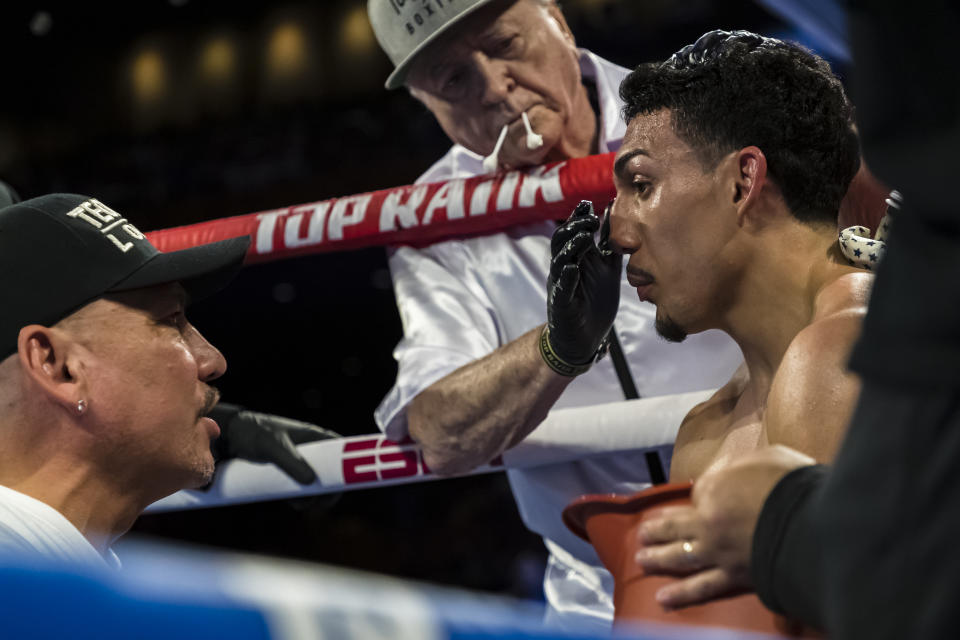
[76,399,87,416]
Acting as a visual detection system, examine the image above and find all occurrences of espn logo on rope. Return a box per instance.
[341,436,502,484]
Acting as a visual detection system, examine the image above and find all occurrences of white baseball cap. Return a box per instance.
[367,0,497,89]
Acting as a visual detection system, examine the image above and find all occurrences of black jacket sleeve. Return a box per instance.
[751,464,829,631]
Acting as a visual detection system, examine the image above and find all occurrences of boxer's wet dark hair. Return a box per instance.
[620,29,860,226]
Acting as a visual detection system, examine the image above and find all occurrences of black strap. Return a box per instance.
[607,325,667,484]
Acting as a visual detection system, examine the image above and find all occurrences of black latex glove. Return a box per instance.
[209,403,340,485]
[546,200,623,365]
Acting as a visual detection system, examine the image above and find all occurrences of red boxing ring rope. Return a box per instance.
[145,153,617,258]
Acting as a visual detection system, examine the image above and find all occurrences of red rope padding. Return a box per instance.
[146,152,617,263]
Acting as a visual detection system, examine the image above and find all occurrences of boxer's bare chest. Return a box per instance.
[668,372,769,482]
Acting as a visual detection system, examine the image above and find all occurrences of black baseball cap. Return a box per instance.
[0,193,251,358]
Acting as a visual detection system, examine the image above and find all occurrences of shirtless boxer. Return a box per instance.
[607,30,871,481]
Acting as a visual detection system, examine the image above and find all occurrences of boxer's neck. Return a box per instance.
[721,222,863,395]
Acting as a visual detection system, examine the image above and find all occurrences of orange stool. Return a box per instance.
[563,483,817,637]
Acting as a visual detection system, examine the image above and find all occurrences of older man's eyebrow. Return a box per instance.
[613,148,650,180]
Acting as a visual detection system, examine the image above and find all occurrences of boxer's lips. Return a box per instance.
[634,284,655,303]
[627,268,654,288]
[627,268,656,302]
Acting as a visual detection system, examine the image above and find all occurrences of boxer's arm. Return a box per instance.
[764,309,865,462]
[408,327,573,475]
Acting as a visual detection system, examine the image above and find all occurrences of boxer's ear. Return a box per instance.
[732,146,769,227]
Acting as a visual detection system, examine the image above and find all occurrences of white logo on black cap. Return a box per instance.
[65,198,146,253]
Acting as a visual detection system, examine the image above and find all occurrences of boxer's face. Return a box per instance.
[407,0,591,169]
[609,109,740,341]
[69,284,226,493]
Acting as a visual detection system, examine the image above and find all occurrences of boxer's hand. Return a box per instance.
[545,200,622,367]
[635,446,815,608]
[210,403,340,485]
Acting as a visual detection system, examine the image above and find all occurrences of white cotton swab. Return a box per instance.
[521,111,543,150]
[482,124,509,173]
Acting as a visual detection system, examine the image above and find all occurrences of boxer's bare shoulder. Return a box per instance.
[670,270,872,481]
[764,271,871,460]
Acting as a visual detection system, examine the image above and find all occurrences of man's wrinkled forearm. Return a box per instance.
[407,325,573,475]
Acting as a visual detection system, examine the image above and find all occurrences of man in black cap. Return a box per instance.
[0,193,251,567]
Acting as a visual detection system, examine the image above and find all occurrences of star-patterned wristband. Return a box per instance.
[838,190,900,270]
[539,326,594,377]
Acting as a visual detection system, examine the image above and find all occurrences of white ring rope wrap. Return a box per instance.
[147,390,713,513]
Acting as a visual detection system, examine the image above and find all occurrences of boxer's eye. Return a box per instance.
[632,177,651,195]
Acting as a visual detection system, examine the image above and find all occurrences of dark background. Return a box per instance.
[0,0,825,599]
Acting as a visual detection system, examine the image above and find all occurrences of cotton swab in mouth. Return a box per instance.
[482,124,509,173]
[521,111,543,150]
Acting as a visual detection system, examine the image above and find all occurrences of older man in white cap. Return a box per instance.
[367,0,742,629]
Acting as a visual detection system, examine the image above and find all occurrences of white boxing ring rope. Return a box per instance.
[148,390,712,512]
